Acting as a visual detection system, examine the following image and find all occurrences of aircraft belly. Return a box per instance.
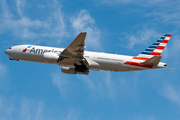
[93,59,151,72]
[121,64,151,71]
[94,60,123,71]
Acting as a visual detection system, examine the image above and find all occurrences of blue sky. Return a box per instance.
[0,0,180,120]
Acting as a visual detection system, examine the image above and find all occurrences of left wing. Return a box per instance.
[60,32,87,59]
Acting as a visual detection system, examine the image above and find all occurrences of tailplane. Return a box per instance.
[142,56,162,65]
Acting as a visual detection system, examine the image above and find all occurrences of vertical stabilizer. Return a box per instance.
[132,34,172,63]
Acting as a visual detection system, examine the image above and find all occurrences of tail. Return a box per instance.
[132,34,172,64]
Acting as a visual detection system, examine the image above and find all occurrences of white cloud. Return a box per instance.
[99,0,167,5]
[41,0,69,41]
[64,109,80,120]
[159,34,180,60]
[0,62,7,77]
[0,62,8,89]
[0,96,14,120]
[51,71,70,97]
[71,10,95,31]
[98,0,180,26]
[0,0,45,39]
[98,0,132,5]
[104,72,115,99]
[0,96,83,120]
[79,72,116,99]
[78,72,143,100]
[0,0,67,43]
[124,29,159,49]
[0,0,101,47]
[70,9,101,50]
[159,83,180,105]
[16,0,26,17]
[168,35,180,57]
[143,1,180,26]
[19,99,44,120]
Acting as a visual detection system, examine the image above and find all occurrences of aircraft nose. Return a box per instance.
[5,49,10,55]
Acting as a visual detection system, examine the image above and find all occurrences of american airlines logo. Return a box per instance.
[29,47,61,54]
[22,46,32,52]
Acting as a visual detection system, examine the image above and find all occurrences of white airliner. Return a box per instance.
[5,32,172,75]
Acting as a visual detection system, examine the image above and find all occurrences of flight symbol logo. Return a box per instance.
[22,46,32,52]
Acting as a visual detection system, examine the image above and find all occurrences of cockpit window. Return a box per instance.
[9,47,11,49]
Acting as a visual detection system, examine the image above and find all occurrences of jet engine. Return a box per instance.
[61,65,89,75]
[43,52,59,62]
[61,66,76,74]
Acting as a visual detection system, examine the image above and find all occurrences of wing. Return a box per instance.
[59,32,87,66]
[61,32,86,59]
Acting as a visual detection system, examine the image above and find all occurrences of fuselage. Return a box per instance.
[5,45,166,72]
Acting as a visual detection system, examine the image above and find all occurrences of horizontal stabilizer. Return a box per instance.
[143,56,162,65]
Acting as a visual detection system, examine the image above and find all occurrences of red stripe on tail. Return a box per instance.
[156,46,165,50]
[161,40,169,43]
[150,52,161,56]
[132,57,149,60]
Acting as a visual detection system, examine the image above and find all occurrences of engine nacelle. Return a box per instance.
[61,66,76,74]
[43,52,59,62]
[61,66,89,75]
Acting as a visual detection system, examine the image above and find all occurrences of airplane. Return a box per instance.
[5,32,172,75]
